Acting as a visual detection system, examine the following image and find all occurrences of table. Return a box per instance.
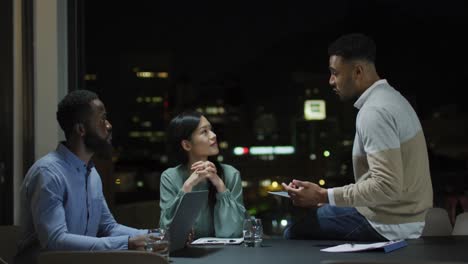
[171,237,468,264]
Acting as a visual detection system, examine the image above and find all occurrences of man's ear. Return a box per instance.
[74,123,86,137]
[353,63,364,79]
[181,139,192,152]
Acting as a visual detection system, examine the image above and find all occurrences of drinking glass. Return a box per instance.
[145,228,170,260]
[243,218,263,247]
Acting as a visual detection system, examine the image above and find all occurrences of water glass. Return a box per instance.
[243,218,263,247]
[145,228,170,260]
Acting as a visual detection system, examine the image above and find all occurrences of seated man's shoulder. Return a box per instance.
[28,152,69,179]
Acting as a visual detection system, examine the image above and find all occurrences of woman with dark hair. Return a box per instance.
[159,111,245,238]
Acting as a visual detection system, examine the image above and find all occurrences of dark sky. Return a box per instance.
[85,1,468,117]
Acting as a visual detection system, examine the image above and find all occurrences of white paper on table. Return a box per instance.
[320,240,407,253]
[268,191,290,198]
[191,237,244,245]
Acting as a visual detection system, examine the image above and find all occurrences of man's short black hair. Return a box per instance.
[328,33,376,63]
[56,90,99,139]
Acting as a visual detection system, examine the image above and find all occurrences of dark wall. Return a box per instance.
[0,0,14,225]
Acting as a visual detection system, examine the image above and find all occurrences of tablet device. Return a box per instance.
[168,190,208,253]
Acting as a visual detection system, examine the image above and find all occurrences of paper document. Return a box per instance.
[268,191,290,198]
[321,240,407,253]
[191,237,244,245]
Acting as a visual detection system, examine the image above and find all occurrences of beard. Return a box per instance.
[84,128,113,159]
[338,91,359,102]
[336,78,359,102]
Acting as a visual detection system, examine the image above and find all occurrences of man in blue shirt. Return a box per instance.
[16,90,149,263]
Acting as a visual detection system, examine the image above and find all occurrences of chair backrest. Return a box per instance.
[37,251,168,264]
[113,200,160,229]
[421,208,453,236]
[0,225,22,264]
[321,260,468,264]
[452,212,468,235]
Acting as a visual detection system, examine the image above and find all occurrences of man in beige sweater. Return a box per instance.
[283,33,433,241]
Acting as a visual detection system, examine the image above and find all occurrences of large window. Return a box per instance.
[82,1,468,235]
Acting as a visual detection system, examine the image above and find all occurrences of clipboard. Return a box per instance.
[320,240,408,253]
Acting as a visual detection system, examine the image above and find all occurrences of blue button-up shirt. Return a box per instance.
[17,143,146,257]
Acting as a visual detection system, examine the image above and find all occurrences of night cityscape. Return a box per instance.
[82,1,468,235]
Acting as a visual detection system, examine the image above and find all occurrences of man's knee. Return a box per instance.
[283,225,293,239]
[283,224,304,240]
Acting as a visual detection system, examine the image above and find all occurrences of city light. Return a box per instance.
[136,71,155,78]
[280,219,288,227]
[156,72,169,79]
[84,74,97,81]
[309,154,317,160]
[241,181,251,188]
[136,71,169,79]
[234,147,244,155]
[219,141,229,149]
[217,155,224,162]
[323,150,331,157]
[233,147,249,156]
[342,140,353,146]
[242,147,249,155]
[129,131,166,139]
[304,100,326,120]
[260,179,272,187]
[137,181,144,187]
[203,106,226,115]
[259,155,275,161]
[274,146,295,155]
[129,131,141,138]
[115,178,121,185]
[248,208,257,216]
[152,96,163,103]
[141,121,152,128]
[271,181,279,188]
[154,131,164,137]
[319,179,325,186]
[250,146,295,155]
[242,147,249,154]
[234,146,295,156]
[250,146,274,155]
[272,220,278,229]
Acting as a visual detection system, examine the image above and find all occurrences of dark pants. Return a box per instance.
[284,205,387,242]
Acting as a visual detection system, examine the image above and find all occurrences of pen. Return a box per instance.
[206,239,236,243]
